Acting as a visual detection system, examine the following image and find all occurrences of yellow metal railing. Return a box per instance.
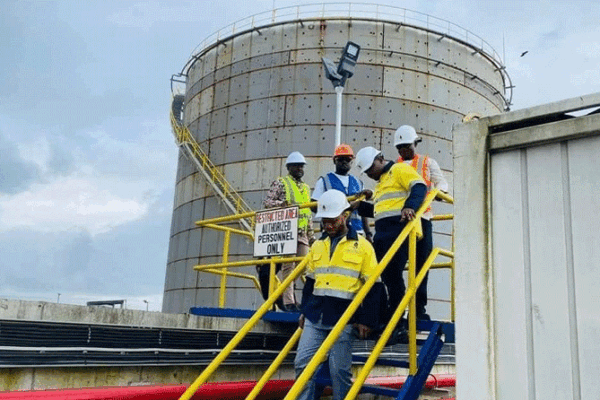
[194,196,366,308]
[194,200,318,308]
[170,109,254,231]
[179,189,454,400]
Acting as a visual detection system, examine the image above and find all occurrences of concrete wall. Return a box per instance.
[453,93,600,400]
[0,299,455,392]
[165,12,508,314]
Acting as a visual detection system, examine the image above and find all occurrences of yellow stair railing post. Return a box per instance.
[408,227,418,375]
[244,328,303,400]
[219,229,231,308]
[269,259,278,310]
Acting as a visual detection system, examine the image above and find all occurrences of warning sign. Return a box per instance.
[254,206,298,257]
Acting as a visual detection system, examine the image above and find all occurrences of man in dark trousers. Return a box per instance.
[394,125,448,319]
[353,146,427,335]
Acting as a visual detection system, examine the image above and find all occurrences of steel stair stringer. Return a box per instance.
[170,94,253,232]
[313,321,451,399]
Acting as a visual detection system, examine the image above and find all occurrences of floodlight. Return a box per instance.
[337,41,360,80]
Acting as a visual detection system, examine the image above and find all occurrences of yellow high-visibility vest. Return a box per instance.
[373,163,424,221]
[279,175,311,230]
[306,235,378,300]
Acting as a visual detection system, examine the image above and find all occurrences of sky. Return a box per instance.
[1,1,599,312]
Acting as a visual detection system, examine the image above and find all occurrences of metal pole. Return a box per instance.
[335,85,344,146]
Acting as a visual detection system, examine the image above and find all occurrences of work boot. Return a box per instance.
[387,326,408,345]
[416,306,430,321]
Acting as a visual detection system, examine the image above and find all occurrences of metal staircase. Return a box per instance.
[315,320,454,399]
[177,189,455,400]
[170,94,253,232]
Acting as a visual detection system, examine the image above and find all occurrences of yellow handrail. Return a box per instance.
[202,268,261,291]
[195,194,364,228]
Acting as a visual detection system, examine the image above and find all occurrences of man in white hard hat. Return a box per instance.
[295,189,383,400]
[352,146,427,335]
[394,125,448,320]
[262,151,315,312]
[311,143,372,240]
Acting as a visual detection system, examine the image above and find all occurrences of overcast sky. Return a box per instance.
[1,1,598,312]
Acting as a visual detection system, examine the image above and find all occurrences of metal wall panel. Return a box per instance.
[226,102,248,134]
[489,135,600,399]
[525,144,574,399]
[228,73,250,104]
[251,25,285,56]
[187,228,203,259]
[491,150,534,399]
[231,33,252,63]
[175,230,190,262]
[566,136,600,399]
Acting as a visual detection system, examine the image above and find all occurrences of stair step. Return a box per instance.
[361,383,401,397]
[352,355,409,369]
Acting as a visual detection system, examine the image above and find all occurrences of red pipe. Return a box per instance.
[0,374,455,400]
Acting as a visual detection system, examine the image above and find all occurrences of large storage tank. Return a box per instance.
[163,5,511,314]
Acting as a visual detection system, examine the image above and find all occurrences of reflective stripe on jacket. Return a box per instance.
[306,234,378,300]
[397,154,433,214]
[279,175,311,230]
[373,163,424,221]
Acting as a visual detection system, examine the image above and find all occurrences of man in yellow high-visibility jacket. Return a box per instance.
[353,146,427,332]
[295,189,383,400]
[394,125,448,320]
[262,151,315,312]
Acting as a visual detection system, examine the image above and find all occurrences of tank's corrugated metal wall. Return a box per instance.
[164,16,507,314]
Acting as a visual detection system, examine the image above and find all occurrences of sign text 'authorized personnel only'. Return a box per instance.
[253,206,298,257]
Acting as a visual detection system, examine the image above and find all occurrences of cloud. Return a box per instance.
[0,203,170,311]
[0,133,40,194]
[107,2,211,29]
[0,176,149,235]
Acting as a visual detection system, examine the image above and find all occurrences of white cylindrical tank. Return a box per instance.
[163,5,510,314]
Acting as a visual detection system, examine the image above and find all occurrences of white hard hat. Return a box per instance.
[315,190,350,219]
[394,125,421,146]
[355,146,381,173]
[285,151,306,165]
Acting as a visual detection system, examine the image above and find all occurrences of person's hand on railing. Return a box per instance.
[298,314,305,329]
[400,208,416,221]
[360,189,373,200]
[354,323,372,339]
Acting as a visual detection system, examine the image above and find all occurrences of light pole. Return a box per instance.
[322,41,361,146]
[57,293,61,303]
[143,299,149,311]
